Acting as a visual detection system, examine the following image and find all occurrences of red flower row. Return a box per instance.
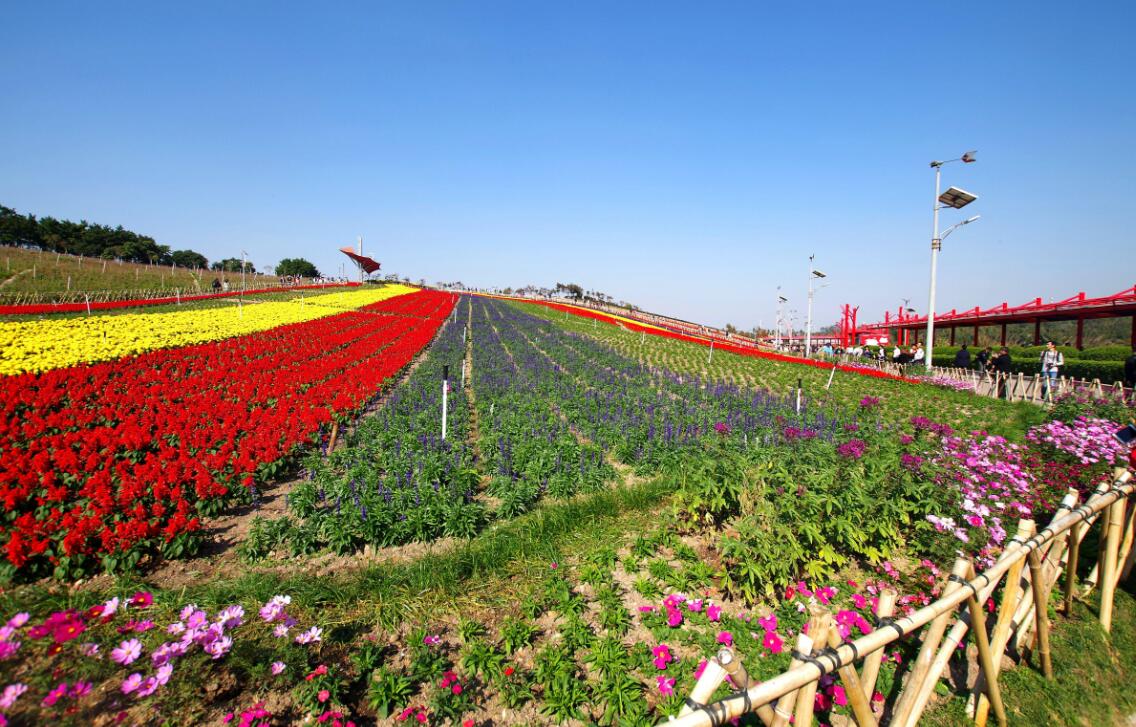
[527,300,909,383]
[0,290,456,577]
[0,283,361,316]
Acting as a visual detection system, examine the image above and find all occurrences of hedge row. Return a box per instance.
[930,355,1124,383]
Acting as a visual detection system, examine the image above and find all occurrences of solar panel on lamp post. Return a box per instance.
[805,255,827,357]
[926,151,978,371]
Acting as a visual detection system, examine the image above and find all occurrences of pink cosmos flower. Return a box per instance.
[135,677,160,698]
[296,627,323,645]
[686,599,703,613]
[120,674,144,694]
[666,609,683,628]
[0,684,27,710]
[111,638,143,665]
[156,664,173,686]
[717,631,733,646]
[71,681,92,698]
[757,613,777,632]
[706,604,722,622]
[271,661,286,675]
[656,676,676,696]
[6,614,28,629]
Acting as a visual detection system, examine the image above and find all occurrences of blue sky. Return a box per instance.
[2,2,1133,330]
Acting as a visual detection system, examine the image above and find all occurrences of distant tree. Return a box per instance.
[555,282,584,300]
[171,250,208,269]
[725,323,738,335]
[275,258,320,278]
[0,206,42,248]
[211,258,255,273]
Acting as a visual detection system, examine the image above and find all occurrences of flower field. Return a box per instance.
[0,288,455,579]
[1,291,1134,726]
[0,284,419,375]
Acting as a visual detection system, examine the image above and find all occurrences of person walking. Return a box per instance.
[992,346,1013,399]
[1040,341,1064,401]
[211,277,222,293]
[954,343,971,369]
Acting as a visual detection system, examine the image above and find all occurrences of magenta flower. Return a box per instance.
[716,631,733,646]
[111,638,143,665]
[70,681,92,698]
[652,644,673,670]
[666,609,683,628]
[762,631,784,654]
[120,673,143,694]
[757,613,777,632]
[657,675,676,696]
[41,682,68,707]
[130,592,154,609]
[422,633,441,646]
[5,614,28,629]
[271,661,286,675]
[706,604,722,622]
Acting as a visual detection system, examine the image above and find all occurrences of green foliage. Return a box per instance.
[461,639,505,680]
[275,257,321,278]
[366,667,415,719]
[500,617,539,654]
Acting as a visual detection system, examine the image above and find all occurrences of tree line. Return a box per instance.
[1,205,322,277]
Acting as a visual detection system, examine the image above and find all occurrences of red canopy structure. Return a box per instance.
[856,284,1136,349]
[339,247,381,274]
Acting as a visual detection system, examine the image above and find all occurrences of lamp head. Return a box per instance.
[962,150,977,163]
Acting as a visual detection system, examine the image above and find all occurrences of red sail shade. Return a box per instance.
[339,247,382,274]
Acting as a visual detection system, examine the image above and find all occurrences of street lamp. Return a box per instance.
[926,151,979,370]
[805,255,827,357]
[776,289,788,348]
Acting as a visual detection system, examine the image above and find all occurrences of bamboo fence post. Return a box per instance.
[1025,549,1053,678]
[327,421,340,452]
[1113,495,1136,585]
[904,541,1025,727]
[1099,493,1125,633]
[859,588,897,703]
[716,648,774,726]
[793,610,832,727]
[973,520,1035,726]
[663,474,1136,727]
[1063,518,1082,616]
[770,632,814,727]
[1075,480,1119,598]
[889,558,971,727]
[1040,490,1082,591]
[1017,494,1082,651]
[678,658,729,718]
[966,575,1008,727]
[824,629,877,727]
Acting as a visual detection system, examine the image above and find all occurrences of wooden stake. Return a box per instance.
[793,611,832,727]
[967,584,1008,727]
[975,520,1035,726]
[825,629,877,727]
[1099,494,1125,633]
[1063,519,1082,616]
[1026,549,1053,677]
[770,633,814,727]
[890,558,970,727]
[679,658,729,717]
[717,648,774,726]
[327,421,340,452]
[1114,496,1136,585]
[859,588,897,703]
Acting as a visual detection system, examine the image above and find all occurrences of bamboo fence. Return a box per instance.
[664,466,1136,727]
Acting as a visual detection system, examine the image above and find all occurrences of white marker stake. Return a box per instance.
[825,363,837,390]
[442,365,450,440]
[796,377,802,415]
[84,294,91,316]
[708,341,714,364]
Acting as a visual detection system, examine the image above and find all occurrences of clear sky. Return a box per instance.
[2,2,1132,331]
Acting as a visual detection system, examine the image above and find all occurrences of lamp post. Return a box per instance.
[240,250,248,293]
[776,289,787,349]
[805,255,827,357]
[926,151,978,371]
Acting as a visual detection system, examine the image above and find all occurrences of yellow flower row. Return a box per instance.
[0,284,419,376]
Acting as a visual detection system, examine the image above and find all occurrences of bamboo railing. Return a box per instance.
[664,467,1135,727]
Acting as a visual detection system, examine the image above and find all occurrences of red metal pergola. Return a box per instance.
[855,284,1136,349]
